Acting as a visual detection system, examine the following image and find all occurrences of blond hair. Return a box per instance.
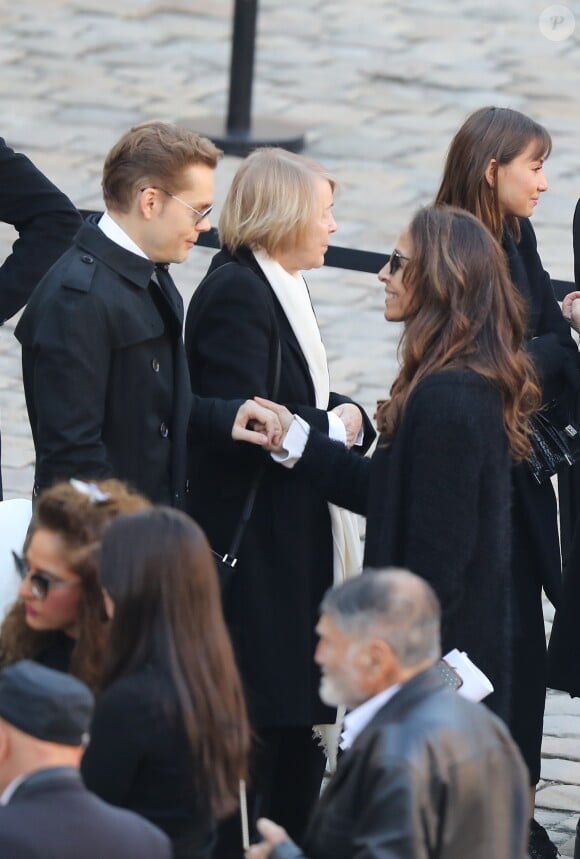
[218,147,336,255]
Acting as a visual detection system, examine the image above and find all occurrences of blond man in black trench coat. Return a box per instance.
[15,122,276,505]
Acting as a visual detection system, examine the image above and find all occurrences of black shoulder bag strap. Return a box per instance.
[214,334,281,571]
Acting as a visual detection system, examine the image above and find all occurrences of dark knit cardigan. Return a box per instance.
[296,368,512,720]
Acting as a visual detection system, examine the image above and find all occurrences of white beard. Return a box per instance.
[319,674,346,707]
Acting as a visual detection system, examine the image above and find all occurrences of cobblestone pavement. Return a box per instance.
[0,0,580,851]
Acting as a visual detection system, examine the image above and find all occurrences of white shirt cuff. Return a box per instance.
[271,415,311,468]
[328,411,347,443]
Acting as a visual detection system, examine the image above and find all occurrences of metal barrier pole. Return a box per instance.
[180,0,306,156]
[226,0,257,135]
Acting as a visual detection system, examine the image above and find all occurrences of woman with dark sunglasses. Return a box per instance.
[251,204,540,726]
[0,479,148,691]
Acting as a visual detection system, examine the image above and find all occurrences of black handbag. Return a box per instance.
[527,410,580,484]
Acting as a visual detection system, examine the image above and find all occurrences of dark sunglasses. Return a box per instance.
[12,551,79,601]
[388,249,410,276]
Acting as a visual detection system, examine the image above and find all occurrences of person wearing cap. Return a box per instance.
[0,660,171,859]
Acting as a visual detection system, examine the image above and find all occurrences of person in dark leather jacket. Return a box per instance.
[247,571,529,859]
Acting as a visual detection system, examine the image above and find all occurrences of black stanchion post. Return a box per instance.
[226,0,257,136]
[179,0,306,156]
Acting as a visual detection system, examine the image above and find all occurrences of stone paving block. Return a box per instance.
[543,715,580,738]
[536,808,577,829]
[545,693,580,717]
[543,737,580,764]
[537,785,580,813]
[542,758,580,786]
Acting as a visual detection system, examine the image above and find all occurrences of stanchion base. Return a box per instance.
[176,116,306,156]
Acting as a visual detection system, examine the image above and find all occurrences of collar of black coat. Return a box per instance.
[207,244,264,279]
[6,767,82,803]
[74,214,156,290]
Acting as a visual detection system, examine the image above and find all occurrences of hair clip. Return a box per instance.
[69,479,111,504]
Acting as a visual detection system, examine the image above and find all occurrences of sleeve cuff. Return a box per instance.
[271,415,311,468]
[327,411,347,444]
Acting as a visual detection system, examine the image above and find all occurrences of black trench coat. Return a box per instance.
[16,218,239,505]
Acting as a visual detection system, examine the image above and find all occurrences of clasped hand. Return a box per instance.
[562,290,580,334]
[232,398,362,451]
[231,398,291,451]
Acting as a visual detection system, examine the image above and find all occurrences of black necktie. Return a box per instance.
[153,263,184,328]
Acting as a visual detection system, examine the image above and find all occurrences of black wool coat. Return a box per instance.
[15,218,239,506]
[0,768,171,859]
[184,246,375,727]
[503,218,579,610]
[82,667,215,859]
[0,137,81,499]
[547,200,580,695]
[295,369,513,721]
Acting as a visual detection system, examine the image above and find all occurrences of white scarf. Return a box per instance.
[254,250,362,774]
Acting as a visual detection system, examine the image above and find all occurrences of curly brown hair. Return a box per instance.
[0,480,150,691]
[376,206,540,460]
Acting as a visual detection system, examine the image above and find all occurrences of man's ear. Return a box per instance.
[0,721,10,764]
[358,639,394,677]
[138,187,157,221]
[484,158,497,189]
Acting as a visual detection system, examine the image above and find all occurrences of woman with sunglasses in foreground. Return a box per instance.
[81,507,249,859]
[253,204,540,722]
[0,479,148,691]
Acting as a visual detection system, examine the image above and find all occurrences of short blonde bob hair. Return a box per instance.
[218,147,336,256]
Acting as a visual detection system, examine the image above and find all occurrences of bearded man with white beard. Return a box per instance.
[246,569,529,859]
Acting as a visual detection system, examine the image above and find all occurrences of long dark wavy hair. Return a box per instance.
[435,106,551,242]
[376,205,540,459]
[99,507,250,818]
[0,480,149,691]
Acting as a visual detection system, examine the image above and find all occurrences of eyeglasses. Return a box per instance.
[141,186,213,225]
[12,551,79,601]
[388,249,410,276]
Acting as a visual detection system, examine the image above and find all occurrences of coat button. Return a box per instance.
[81,254,94,264]
[151,358,160,372]
[159,422,169,438]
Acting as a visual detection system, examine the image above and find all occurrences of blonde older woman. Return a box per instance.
[184,148,375,854]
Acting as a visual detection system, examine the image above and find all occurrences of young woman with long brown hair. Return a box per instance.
[81,507,250,859]
[0,479,148,691]
[434,106,580,858]
[253,204,540,723]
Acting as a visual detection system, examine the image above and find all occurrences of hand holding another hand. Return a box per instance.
[231,400,283,447]
[253,397,294,453]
